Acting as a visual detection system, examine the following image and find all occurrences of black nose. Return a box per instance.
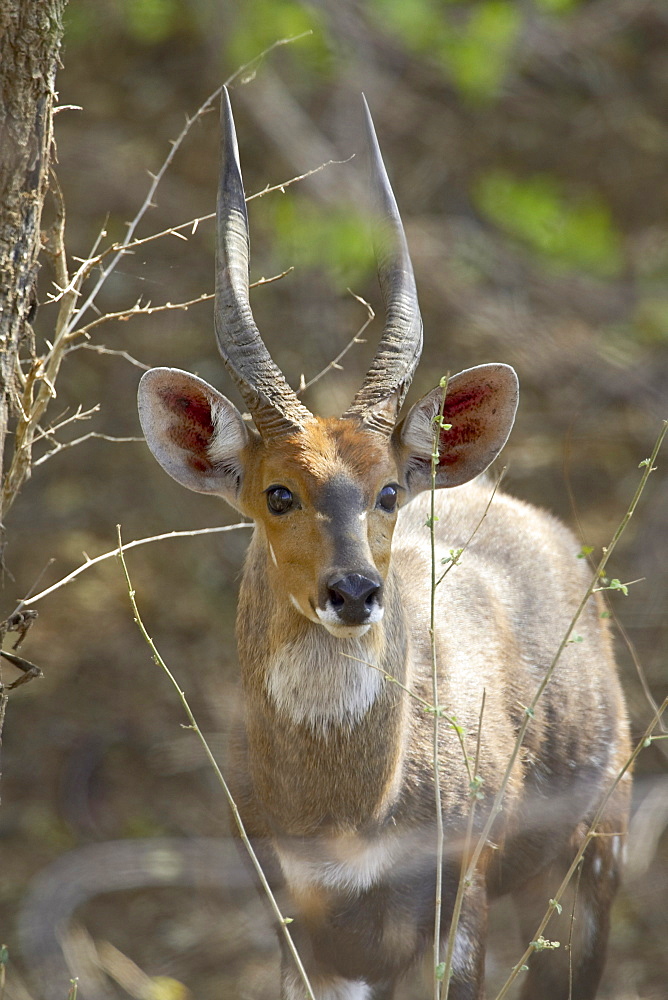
[327,572,382,624]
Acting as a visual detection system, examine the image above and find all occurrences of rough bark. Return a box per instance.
[0,0,67,791]
[0,0,67,535]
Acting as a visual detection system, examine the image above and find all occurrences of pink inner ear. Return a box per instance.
[438,382,494,466]
[159,386,215,472]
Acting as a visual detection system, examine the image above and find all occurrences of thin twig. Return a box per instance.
[33,432,144,468]
[340,652,437,714]
[72,344,152,370]
[441,692,486,999]
[64,32,313,337]
[32,404,100,445]
[116,526,316,1000]
[298,290,374,394]
[246,155,354,203]
[494,695,668,1000]
[69,269,293,342]
[225,31,313,89]
[436,471,505,588]
[17,523,252,610]
[430,375,449,1000]
[466,420,667,901]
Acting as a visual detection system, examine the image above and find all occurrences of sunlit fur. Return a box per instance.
[233,419,398,639]
[225,418,630,1000]
[139,372,631,1000]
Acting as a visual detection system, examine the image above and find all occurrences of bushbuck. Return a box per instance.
[137,89,631,1000]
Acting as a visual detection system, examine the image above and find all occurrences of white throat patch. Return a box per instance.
[266,630,383,731]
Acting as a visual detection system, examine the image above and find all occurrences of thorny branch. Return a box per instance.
[1,31,333,524]
[298,290,373,394]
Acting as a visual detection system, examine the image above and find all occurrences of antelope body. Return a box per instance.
[138,90,631,1000]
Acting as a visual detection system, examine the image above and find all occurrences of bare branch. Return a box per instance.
[246,156,354,202]
[64,32,313,338]
[71,292,213,339]
[33,431,143,468]
[57,154,351,293]
[225,30,313,89]
[32,404,100,445]
[68,268,294,343]
[18,523,253,609]
[72,344,151,371]
[298,290,374,393]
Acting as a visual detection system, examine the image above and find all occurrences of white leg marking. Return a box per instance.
[451,923,474,977]
[283,972,372,1000]
[276,832,396,893]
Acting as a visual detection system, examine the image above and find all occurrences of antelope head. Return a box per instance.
[138,89,518,639]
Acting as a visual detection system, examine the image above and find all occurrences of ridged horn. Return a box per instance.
[343,96,423,435]
[215,87,313,440]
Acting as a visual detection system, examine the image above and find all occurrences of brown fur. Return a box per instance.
[225,421,631,1000]
[139,362,630,1000]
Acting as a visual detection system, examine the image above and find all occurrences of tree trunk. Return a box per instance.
[0,0,67,538]
[0,0,67,789]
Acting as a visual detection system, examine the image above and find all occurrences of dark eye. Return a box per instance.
[378,484,398,512]
[266,486,294,515]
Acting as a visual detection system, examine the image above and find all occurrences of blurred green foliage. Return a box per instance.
[267,193,376,286]
[533,0,579,12]
[371,0,521,102]
[226,0,330,81]
[65,0,184,47]
[474,171,623,277]
[633,298,668,344]
[125,0,181,44]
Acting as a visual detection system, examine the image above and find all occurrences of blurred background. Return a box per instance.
[1,1,667,997]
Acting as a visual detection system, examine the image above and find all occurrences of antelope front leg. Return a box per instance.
[439,878,489,1000]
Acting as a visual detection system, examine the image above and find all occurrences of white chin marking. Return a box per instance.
[319,619,372,639]
[315,605,384,638]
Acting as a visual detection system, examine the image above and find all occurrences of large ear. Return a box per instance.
[137,367,253,508]
[394,364,518,494]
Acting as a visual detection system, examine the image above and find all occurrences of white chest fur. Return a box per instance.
[265,630,383,732]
